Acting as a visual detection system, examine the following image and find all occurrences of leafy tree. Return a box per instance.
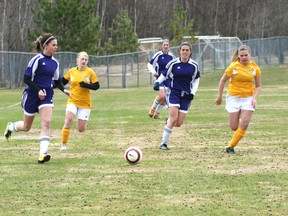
[105,9,139,54]
[168,5,198,46]
[29,0,101,53]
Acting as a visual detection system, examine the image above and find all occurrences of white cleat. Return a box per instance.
[60,144,67,151]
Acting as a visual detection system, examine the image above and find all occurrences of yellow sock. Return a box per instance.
[62,128,70,145]
[228,128,246,148]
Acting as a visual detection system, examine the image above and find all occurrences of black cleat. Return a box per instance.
[160,143,170,150]
[38,154,51,164]
[226,147,236,154]
[4,122,12,141]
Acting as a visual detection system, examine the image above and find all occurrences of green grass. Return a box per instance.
[0,66,288,215]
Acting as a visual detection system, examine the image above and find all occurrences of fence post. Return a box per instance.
[106,57,110,89]
[278,38,284,64]
[122,55,126,88]
[136,53,140,87]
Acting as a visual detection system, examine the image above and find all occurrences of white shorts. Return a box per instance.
[225,94,255,113]
[66,104,91,120]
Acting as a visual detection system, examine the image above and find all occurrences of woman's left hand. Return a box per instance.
[252,99,257,108]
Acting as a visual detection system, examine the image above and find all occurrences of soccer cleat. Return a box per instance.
[4,122,12,141]
[160,143,170,150]
[154,114,161,119]
[38,154,51,164]
[226,147,236,154]
[60,144,67,151]
[148,109,155,118]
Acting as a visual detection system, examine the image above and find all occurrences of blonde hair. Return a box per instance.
[231,44,251,62]
[77,51,89,60]
[162,39,169,44]
[76,51,89,69]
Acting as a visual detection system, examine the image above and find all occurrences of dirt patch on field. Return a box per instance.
[210,163,288,175]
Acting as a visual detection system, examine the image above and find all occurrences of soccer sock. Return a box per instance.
[162,126,172,144]
[8,121,23,132]
[39,136,50,155]
[62,128,70,145]
[151,99,160,110]
[155,104,165,115]
[228,128,246,148]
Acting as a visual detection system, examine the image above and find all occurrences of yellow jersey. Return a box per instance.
[225,60,261,98]
[64,67,98,109]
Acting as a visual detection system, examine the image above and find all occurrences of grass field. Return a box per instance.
[0,66,288,216]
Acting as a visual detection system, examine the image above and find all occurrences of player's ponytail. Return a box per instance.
[34,33,55,53]
[231,45,252,62]
[231,50,239,62]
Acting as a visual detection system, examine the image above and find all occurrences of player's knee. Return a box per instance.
[77,127,86,132]
[230,126,238,131]
[22,126,31,132]
[42,120,51,128]
[175,121,183,127]
[78,128,85,133]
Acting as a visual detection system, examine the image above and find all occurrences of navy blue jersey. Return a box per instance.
[149,50,174,75]
[24,52,61,91]
[165,57,200,93]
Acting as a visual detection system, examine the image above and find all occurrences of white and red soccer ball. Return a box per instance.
[124,146,142,165]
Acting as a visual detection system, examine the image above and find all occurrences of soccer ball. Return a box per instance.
[124,146,142,165]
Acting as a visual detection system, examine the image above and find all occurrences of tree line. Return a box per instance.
[0,0,287,54]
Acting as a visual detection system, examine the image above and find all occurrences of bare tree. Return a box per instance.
[0,0,8,86]
[1,1,34,51]
[0,0,8,51]
[1,0,288,52]
[97,0,107,46]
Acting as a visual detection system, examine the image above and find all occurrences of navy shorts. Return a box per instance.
[168,89,191,113]
[21,88,54,116]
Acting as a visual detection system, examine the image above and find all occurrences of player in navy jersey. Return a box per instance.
[148,39,175,119]
[4,33,71,163]
[154,42,200,150]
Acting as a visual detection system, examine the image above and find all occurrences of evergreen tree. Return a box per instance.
[168,5,198,46]
[30,0,101,53]
[105,9,139,55]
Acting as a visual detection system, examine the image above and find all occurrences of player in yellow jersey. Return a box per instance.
[60,51,100,151]
[215,45,262,154]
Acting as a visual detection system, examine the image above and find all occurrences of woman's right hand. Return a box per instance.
[38,89,46,100]
[153,72,159,77]
[153,82,159,91]
[215,96,222,105]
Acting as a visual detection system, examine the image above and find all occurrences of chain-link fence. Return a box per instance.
[1,36,287,89]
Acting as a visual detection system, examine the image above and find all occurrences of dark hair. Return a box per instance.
[179,41,192,57]
[180,41,192,50]
[34,33,56,53]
